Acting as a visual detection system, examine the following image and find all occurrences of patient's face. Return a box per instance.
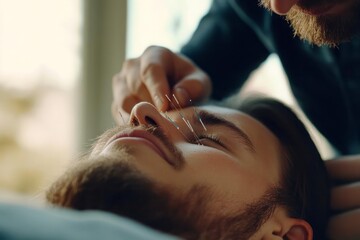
[260,0,360,46]
[90,102,282,215]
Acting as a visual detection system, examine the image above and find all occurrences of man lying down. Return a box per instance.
[46,97,330,240]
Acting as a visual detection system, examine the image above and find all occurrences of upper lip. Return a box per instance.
[105,128,178,168]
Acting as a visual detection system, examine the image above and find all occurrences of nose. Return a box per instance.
[129,102,191,143]
[129,102,174,129]
[271,0,299,15]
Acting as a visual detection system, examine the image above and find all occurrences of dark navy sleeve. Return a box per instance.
[180,0,271,100]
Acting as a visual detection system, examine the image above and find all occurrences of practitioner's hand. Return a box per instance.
[325,155,360,240]
[112,45,211,125]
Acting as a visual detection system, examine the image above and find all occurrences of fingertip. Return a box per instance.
[174,87,190,107]
[154,94,167,111]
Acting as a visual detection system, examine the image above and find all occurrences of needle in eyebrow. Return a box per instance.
[162,111,180,129]
[185,97,206,130]
[165,94,178,110]
[194,107,207,131]
[186,119,202,145]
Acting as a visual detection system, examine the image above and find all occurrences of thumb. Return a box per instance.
[173,72,212,107]
[142,68,171,111]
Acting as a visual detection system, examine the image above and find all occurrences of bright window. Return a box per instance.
[126,0,212,58]
[0,0,82,197]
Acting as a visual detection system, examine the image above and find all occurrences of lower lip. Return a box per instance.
[109,137,174,166]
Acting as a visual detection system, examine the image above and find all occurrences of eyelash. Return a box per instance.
[193,134,226,148]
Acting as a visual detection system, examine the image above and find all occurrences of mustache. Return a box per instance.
[146,125,185,169]
[93,124,185,169]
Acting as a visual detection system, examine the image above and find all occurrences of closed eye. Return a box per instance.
[197,134,227,150]
[193,108,255,153]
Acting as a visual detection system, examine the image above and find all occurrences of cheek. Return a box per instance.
[188,151,239,175]
[182,149,270,204]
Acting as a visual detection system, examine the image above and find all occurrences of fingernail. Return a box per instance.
[174,87,189,106]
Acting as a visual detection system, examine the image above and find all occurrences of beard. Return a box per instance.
[260,0,360,47]
[46,126,283,239]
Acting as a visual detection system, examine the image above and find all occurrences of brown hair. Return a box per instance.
[237,97,330,240]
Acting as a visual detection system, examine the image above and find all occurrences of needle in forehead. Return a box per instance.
[165,94,179,111]
[165,94,188,121]
[162,111,180,129]
[172,94,181,106]
[172,94,193,122]
[186,97,207,131]
[181,96,207,133]
[194,107,207,131]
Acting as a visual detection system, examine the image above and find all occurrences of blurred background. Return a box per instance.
[0,0,333,200]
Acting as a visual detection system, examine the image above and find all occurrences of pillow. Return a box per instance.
[0,203,178,240]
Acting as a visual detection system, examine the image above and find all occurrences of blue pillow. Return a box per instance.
[0,203,179,240]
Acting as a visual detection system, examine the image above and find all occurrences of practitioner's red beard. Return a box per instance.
[260,0,360,47]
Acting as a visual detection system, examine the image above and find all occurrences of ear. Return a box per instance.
[284,219,313,240]
[257,208,313,240]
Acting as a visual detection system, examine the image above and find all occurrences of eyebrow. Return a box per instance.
[194,109,256,153]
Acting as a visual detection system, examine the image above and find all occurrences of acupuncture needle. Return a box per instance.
[162,111,191,142]
[118,110,127,125]
[183,97,207,132]
[165,94,189,125]
[173,95,206,140]
[170,94,203,145]
[163,94,201,145]
[193,107,207,131]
